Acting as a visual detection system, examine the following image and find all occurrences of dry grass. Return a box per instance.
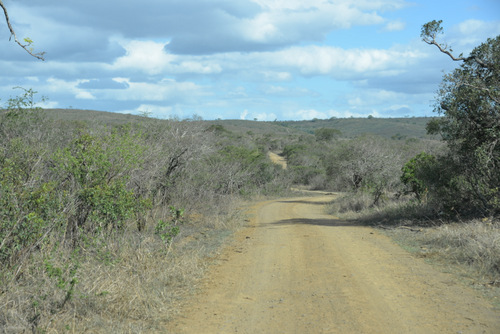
[334,194,500,277]
[328,191,373,216]
[328,192,437,226]
[328,193,500,307]
[382,219,500,310]
[415,220,500,278]
[0,200,247,333]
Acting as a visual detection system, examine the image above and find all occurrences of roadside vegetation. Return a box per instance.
[0,88,291,332]
[327,24,500,290]
[1,20,498,332]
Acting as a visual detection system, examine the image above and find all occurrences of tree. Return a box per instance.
[324,135,403,205]
[314,128,341,142]
[1,0,45,60]
[422,20,500,215]
[401,152,436,202]
[421,20,490,67]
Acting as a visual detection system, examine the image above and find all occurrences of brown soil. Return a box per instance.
[167,195,500,333]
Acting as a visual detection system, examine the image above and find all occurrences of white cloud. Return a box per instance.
[43,77,97,101]
[260,71,292,81]
[99,78,205,102]
[76,91,96,100]
[177,61,222,74]
[268,45,421,77]
[449,19,500,49]
[347,89,402,107]
[292,109,328,120]
[327,108,380,118]
[111,39,223,75]
[242,0,388,45]
[135,104,173,117]
[1,1,497,122]
[240,109,249,120]
[112,40,174,75]
[37,100,60,109]
[383,20,406,31]
[254,112,277,121]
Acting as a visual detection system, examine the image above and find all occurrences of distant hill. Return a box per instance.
[42,109,436,139]
[275,117,435,139]
[206,117,436,139]
[43,109,144,125]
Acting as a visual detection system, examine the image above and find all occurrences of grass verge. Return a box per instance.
[328,193,500,309]
[0,200,247,333]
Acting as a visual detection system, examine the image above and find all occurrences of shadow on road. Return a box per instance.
[270,218,363,227]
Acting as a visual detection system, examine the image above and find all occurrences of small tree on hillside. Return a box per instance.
[314,128,341,142]
[422,20,500,216]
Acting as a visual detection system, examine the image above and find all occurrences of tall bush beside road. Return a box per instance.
[52,129,149,245]
[421,21,500,216]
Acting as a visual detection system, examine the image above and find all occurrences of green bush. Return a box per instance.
[0,140,62,267]
[314,128,341,142]
[155,206,185,244]
[53,130,149,243]
[401,152,437,201]
[423,27,500,217]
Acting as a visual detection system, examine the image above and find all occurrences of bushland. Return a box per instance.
[0,89,290,332]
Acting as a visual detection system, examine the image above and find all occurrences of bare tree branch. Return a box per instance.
[421,20,488,68]
[423,38,466,62]
[1,0,45,60]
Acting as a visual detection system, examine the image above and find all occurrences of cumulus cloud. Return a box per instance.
[110,39,223,75]
[265,45,422,78]
[77,78,129,90]
[292,109,329,120]
[4,0,410,57]
[1,0,498,121]
[75,91,96,100]
[129,104,174,117]
[98,78,206,103]
[42,77,97,101]
[240,0,387,46]
[254,112,278,121]
[448,19,500,50]
[383,20,406,31]
[112,40,174,75]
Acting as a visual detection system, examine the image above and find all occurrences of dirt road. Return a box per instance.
[168,195,500,333]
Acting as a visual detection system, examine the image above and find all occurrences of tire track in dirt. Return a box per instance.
[168,195,500,333]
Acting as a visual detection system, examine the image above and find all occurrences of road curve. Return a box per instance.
[168,195,500,334]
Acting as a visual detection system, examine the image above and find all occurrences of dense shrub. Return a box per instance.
[53,130,149,244]
[401,152,437,202]
[0,89,290,331]
[422,27,500,217]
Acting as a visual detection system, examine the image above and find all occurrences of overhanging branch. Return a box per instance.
[424,39,465,62]
[424,34,488,69]
[1,0,45,60]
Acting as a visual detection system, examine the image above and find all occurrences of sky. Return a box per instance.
[1,0,499,121]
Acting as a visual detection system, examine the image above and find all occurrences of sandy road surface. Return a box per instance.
[168,195,500,333]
